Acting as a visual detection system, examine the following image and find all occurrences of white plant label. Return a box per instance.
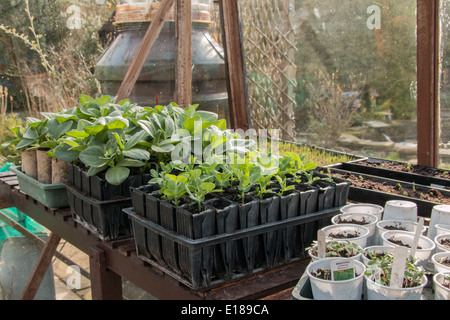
[317,230,326,259]
[390,246,408,288]
[330,259,355,281]
[410,218,424,258]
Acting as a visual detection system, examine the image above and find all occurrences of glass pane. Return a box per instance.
[239,0,417,162]
[0,0,229,119]
[440,1,450,169]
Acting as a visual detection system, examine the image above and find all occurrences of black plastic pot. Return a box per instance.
[233,195,261,273]
[204,197,239,280]
[289,183,319,259]
[258,192,282,268]
[130,185,165,266]
[176,202,216,288]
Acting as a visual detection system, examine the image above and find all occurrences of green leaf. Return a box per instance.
[137,120,157,139]
[151,144,175,153]
[123,148,150,160]
[124,130,147,150]
[112,132,124,150]
[39,140,58,149]
[87,165,108,177]
[105,166,130,185]
[95,95,112,106]
[79,146,109,168]
[47,119,73,140]
[84,124,106,135]
[65,130,90,138]
[56,114,78,123]
[200,182,216,193]
[116,158,145,168]
[53,143,80,162]
[106,119,128,130]
[15,138,35,150]
[80,94,95,105]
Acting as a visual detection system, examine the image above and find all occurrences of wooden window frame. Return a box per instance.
[417,0,440,167]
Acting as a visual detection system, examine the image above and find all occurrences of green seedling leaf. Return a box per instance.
[80,94,96,105]
[116,158,145,168]
[79,146,110,168]
[105,166,130,185]
[123,148,150,160]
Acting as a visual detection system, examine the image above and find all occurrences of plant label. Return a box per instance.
[317,230,326,259]
[410,218,424,258]
[390,246,408,288]
[330,259,355,281]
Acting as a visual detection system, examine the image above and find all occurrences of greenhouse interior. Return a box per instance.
[0,0,449,305]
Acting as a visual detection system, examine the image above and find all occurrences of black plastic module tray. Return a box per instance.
[124,206,342,290]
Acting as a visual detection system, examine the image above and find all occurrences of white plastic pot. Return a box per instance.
[383,200,417,222]
[340,203,384,221]
[308,241,363,262]
[306,258,365,300]
[435,223,450,236]
[361,245,395,266]
[434,233,450,253]
[431,252,450,274]
[375,220,426,246]
[321,224,370,248]
[427,205,450,241]
[433,272,450,300]
[364,273,428,300]
[381,230,436,268]
[331,213,378,246]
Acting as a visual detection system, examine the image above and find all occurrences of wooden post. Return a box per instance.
[220,0,250,131]
[175,0,192,108]
[20,232,61,300]
[89,246,123,300]
[115,0,175,102]
[417,0,440,167]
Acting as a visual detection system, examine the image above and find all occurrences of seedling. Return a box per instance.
[307,240,363,258]
[365,251,426,288]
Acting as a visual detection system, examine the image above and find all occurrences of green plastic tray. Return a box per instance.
[9,166,69,209]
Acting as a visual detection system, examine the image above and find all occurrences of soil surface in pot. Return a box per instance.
[360,161,450,179]
[382,223,408,231]
[387,237,422,249]
[439,238,450,250]
[336,217,370,225]
[437,257,450,267]
[442,279,450,289]
[331,172,449,205]
[328,231,361,239]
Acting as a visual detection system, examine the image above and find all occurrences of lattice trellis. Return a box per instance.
[239,0,298,140]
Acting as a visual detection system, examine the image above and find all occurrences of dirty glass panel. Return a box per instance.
[0,0,230,129]
[239,0,417,162]
[439,1,450,169]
